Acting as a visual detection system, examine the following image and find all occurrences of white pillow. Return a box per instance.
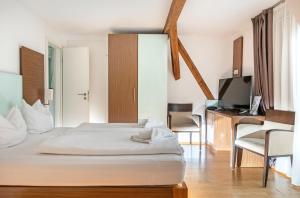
[6,106,27,132]
[22,100,54,133]
[138,119,148,127]
[0,107,27,149]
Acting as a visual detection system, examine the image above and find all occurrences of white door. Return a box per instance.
[62,47,89,127]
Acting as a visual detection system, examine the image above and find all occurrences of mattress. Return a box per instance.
[0,127,185,186]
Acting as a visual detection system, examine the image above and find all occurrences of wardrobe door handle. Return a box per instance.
[133,88,136,102]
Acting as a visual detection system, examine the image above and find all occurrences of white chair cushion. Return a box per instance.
[269,131,293,156]
[263,121,294,131]
[237,121,293,139]
[235,138,265,155]
[236,124,264,139]
[236,121,294,156]
[171,124,200,132]
[243,130,266,139]
[236,130,294,156]
[170,112,200,132]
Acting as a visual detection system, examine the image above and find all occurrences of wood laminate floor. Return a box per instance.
[182,145,300,198]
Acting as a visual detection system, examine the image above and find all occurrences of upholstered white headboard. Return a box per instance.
[0,72,23,115]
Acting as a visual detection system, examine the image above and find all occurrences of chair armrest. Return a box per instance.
[266,130,294,156]
[192,114,202,127]
[192,114,201,117]
[238,118,264,125]
[168,113,172,129]
[234,119,264,140]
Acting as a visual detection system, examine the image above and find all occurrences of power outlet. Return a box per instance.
[233,69,239,75]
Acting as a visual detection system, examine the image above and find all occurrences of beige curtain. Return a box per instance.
[273,4,294,111]
[273,3,294,178]
[252,8,274,113]
[272,2,300,186]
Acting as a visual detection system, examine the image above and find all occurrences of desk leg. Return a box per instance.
[205,110,208,147]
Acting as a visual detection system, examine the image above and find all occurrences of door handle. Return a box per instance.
[77,93,87,96]
[133,88,136,102]
[77,92,88,100]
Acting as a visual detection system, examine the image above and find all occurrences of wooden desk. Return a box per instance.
[205,110,265,167]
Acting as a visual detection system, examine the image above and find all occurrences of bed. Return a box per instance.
[0,71,188,198]
[0,126,186,186]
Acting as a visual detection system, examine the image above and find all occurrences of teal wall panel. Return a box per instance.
[0,72,22,115]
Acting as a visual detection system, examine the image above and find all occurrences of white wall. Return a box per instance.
[0,0,64,74]
[287,0,300,23]
[65,36,108,123]
[168,34,232,115]
[0,0,45,74]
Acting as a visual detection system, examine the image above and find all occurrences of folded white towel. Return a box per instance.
[151,127,174,141]
[130,135,151,144]
[131,127,176,144]
[144,119,164,128]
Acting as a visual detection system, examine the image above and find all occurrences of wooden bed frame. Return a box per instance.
[0,183,187,198]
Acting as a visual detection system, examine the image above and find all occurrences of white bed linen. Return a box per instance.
[77,122,145,129]
[37,126,183,155]
[0,127,185,186]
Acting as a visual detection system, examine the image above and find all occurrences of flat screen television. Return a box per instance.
[218,76,252,110]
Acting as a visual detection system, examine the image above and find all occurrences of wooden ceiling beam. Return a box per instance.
[169,26,180,80]
[164,0,186,80]
[178,38,215,100]
[163,0,215,99]
[163,0,186,33]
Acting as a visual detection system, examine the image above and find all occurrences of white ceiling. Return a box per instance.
[17,0,279,36]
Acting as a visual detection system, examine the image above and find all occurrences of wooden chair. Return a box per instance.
[168,103,202,147]
[232,109,295,187]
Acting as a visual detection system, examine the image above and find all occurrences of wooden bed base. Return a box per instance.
[0,182,187,198]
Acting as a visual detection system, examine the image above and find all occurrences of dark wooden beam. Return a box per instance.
[233,37,243,77]
[178,39,215,100]
[169,26,180,80]
[164,0,186,80]
[163,0,186,33]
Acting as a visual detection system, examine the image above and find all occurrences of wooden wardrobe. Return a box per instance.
[108,34,168,124]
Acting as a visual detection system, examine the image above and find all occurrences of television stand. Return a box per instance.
[205,109,265,167]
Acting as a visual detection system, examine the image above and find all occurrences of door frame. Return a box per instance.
[46,41,63,127]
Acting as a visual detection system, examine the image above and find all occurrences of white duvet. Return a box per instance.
[37,125,183,156]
